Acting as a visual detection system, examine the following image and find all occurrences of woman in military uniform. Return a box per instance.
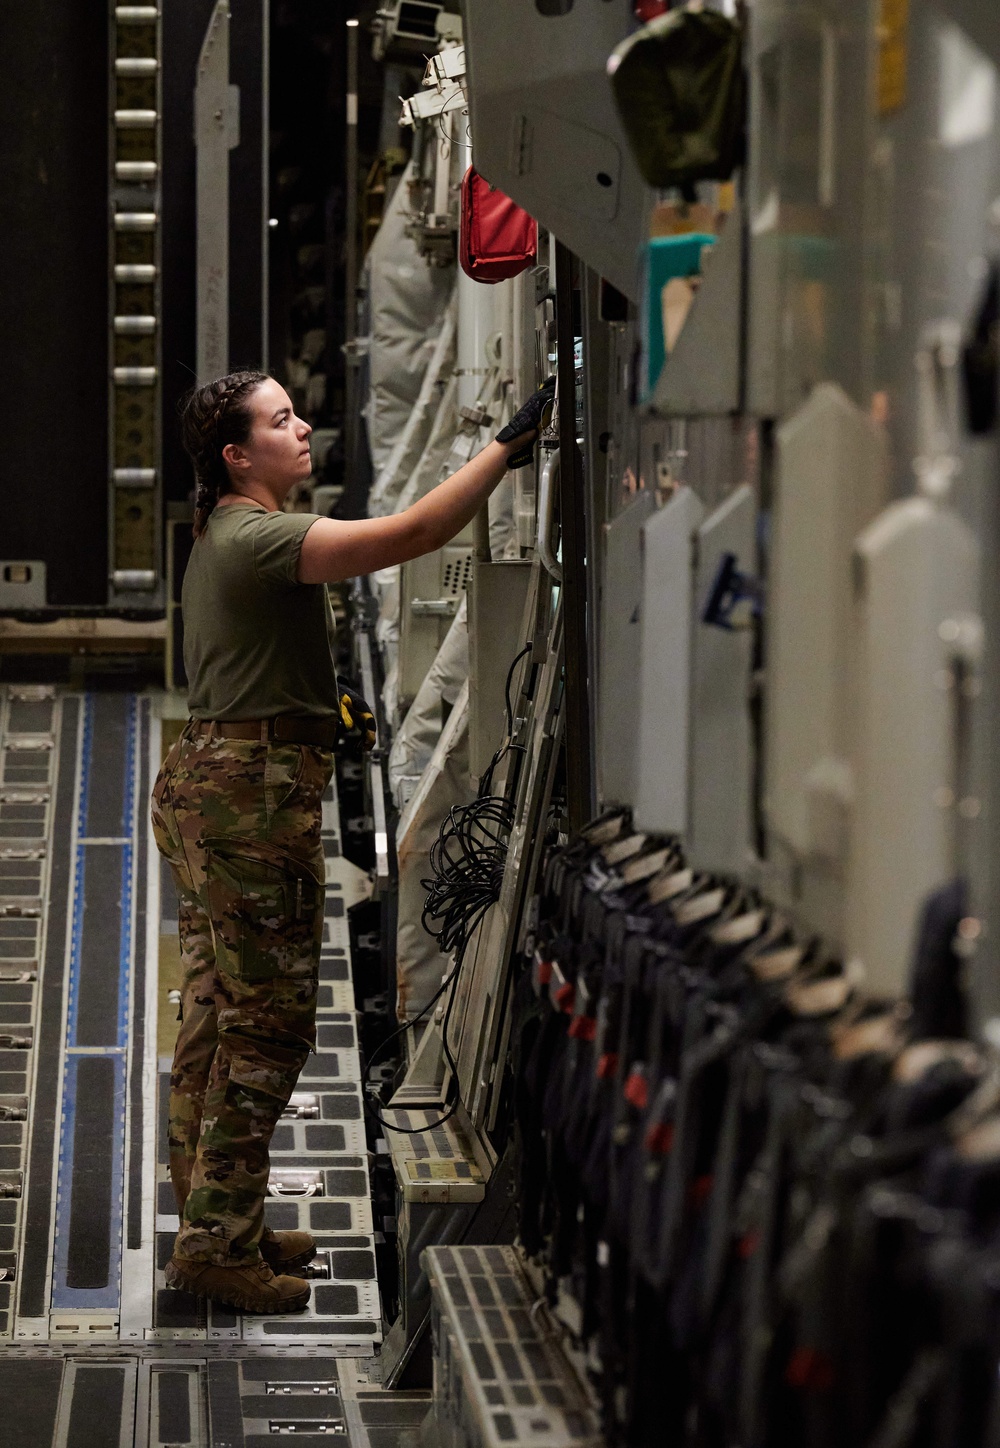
[151,368,551,1313]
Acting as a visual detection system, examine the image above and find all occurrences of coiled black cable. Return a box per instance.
[366,642,531,1134]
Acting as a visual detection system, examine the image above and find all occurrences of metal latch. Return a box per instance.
[300,1253,332,1280]
[0,1100,27,1122]
[282,1092,320,1120]
[409,598,460,618]
[0,1035,31,1050]
[10,686,54,702]
[268,1423,345,1436]
[267,1168,323,1197]
[0,1180,22,1198]
[266,1383,338,1397]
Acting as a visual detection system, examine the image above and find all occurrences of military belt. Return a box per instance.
[188,715,338,748]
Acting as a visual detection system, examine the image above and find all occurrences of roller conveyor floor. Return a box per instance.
[0,685,422,1448]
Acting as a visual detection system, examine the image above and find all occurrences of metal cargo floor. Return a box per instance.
[0,687,422,1447]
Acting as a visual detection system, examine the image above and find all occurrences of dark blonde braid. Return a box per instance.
[180,370,269,538]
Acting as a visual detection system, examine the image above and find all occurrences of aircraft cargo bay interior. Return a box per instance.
[4,2,1000,1446]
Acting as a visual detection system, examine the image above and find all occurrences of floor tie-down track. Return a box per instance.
[0,686,414,1446]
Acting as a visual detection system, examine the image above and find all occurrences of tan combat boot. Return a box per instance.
[260,1228,317,1272]
[165,1255,311,1313]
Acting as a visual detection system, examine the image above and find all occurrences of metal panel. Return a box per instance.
[688,485,755,875]
[937,0,1000,69]
[555,243,594,830]
[765,384,885,936]
[648,206,744,419]
[399,546,473,711]
[848,497,980,996]
[597,490,655,808]
[462,0,650,301]
[468,560,533,783]
[460,589,563,1132]
[426,1245,601,1448]
[194,0,240,381]
[745,0,872,418]
[55,1361,135,1448]
[149,1363,207,1448]
[635,488,705,836]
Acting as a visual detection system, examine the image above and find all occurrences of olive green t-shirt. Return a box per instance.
[183,503,339,720]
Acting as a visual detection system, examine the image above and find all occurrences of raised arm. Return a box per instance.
[297,377,555,585]
[298,438,520,584]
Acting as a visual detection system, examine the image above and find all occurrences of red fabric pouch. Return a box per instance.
[459,166,538,284]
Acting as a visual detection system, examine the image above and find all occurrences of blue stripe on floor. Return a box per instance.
[50,693,138,1311]
[50,1055,126,1309]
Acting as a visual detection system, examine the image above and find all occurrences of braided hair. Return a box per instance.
[180,370,269,538]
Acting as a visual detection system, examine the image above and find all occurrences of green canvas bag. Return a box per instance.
[608,7,745,190]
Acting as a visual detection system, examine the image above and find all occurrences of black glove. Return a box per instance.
[336,679,376,752]
[496,375,556,469]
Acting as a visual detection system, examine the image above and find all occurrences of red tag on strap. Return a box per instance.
[623,1069,649,1111]
[553,982,575,1013]
[568,1015,597,1041]
[644,1121,675,1155]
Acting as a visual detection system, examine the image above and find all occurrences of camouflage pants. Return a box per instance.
[151,722,333,1265]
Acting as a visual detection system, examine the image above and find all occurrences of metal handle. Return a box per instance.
[537,451,562,581]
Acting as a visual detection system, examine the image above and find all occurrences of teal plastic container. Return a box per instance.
[642,233,716,397]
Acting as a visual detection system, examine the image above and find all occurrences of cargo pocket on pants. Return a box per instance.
[227,1052,303,1106]
[206,843,320,984]
[151,765,192,889]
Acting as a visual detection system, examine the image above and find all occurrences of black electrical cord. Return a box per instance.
[479,642,532,797]
[365,641,531,1134]
[362,964,462,1134]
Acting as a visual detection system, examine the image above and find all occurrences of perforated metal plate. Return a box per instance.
[426,1245,601,1448]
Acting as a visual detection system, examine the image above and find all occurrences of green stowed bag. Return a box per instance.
[608,7,745,191]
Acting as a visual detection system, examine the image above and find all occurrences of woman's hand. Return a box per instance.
[496,376,556,469]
